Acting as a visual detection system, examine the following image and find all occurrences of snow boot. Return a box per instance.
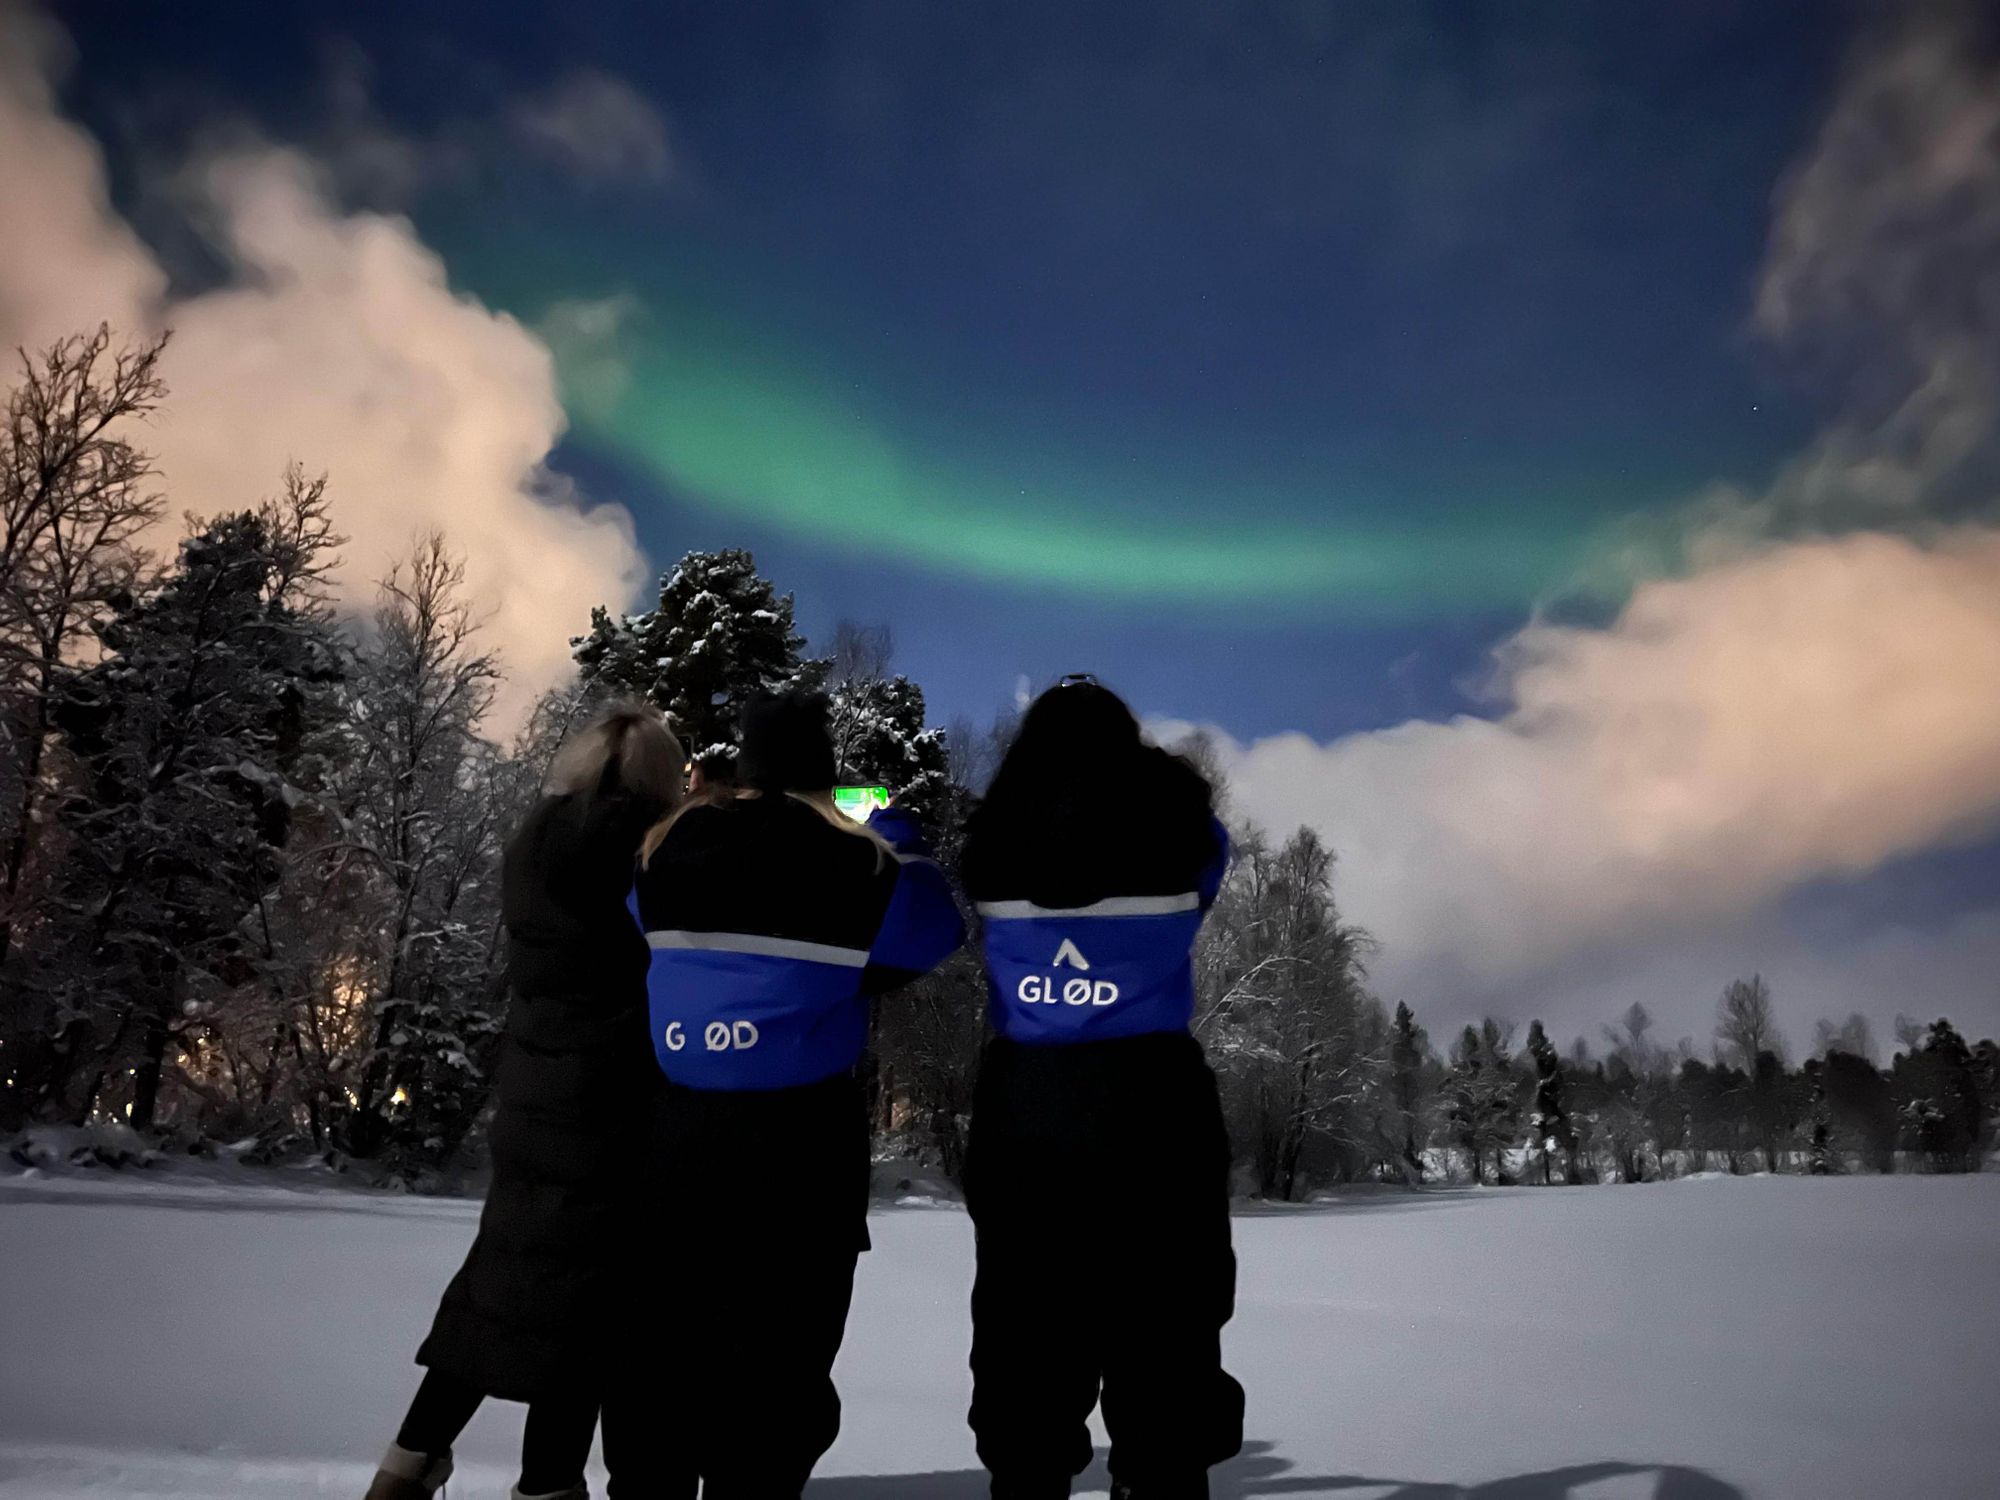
[364,1444,453,1500]
[511,1485,588,1500]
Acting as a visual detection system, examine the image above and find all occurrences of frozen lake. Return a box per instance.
[0,1172,1993,1498]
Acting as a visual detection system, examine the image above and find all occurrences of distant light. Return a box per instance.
[391,1086,410,1106]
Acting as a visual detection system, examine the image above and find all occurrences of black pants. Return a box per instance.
[622,1073,871,1497]
[966,1035,1244,1493]
[397,1370,602,1494]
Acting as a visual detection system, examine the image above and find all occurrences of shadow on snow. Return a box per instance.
[807,1440,1745,1498]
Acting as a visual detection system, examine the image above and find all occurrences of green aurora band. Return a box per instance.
[505,244,1611,612]
[581,344,1604,611]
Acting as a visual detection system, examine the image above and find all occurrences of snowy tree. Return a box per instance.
[823,621,952,823]
[1446,1026,1487,1184]
[869,948,987,1179]
[332,535,509,1176]
[1387,1001,1431,1182]
[1476,1018,1526,1182]
[1750,1048,1799,1173]
[1198,825,1381,1198]
[1818,1047,1897,1173]
[0,328,168,993]
[1525,1019,1577,1184]
[1716,974,1783,1069]
[23,472,343,1130]
[572,548,821,762]
[862,696,988,1179]
[1588,1055,1651,1183]
[1892,1020,1987,1173]
[1802,1058,1837,1175]
[1600,1002,1685,1178]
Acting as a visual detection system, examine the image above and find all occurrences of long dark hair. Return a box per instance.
[641,691,889,867]
[962,679,1216,906]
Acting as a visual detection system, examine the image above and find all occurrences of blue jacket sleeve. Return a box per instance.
[862,809,965,989]
[1197,816,1230,910]
[866,805,930,858]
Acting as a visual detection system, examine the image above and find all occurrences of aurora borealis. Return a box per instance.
[72,0,1835,723]
[34,0,2000,1040]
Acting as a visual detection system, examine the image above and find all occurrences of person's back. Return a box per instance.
[624,692,963,1499]
[638,793,913,1091]
[961,679,1244,1500]
[372,705,681,1500]
[964,733,1223,1051]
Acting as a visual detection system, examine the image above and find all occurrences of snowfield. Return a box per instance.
[0,1172,1994,1499]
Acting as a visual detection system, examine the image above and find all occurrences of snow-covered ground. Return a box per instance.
[1,1172,1993,1499]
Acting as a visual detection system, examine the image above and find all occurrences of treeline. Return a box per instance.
[2,329,1993,1193]
[0,326,965,1182]
[1188,823,1996,1192]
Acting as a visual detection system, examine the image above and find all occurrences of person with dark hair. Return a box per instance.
[960,677,1244,1500]
[623,690,965,1497]
[366,703,686,1500]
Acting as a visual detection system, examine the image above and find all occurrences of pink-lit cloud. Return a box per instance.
[1163,15,2000,1039]
[0,1,652,724]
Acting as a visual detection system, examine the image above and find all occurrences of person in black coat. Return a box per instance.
[365,704,686,1500]
[960,678,1245,1500]
[617,692,965,1498]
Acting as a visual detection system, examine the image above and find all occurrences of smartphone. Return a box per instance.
[832,785,892,822]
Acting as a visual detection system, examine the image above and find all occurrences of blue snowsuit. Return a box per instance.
[623,795,962,1497]
[965,796,1245,1497]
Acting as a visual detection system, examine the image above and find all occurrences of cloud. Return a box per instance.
[509,70,674,185]
[0,3,651,725]
[0,4,166,350]
[538,292,645,424]
[1162,11,2000,1036]
[1748,13,2000,532]
[1175,526,2000,971]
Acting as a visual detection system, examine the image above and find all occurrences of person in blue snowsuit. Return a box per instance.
[961,678,1244,1500]
[622,691,964,1498]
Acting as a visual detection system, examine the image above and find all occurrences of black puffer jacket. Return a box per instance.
[415,785,664,1401]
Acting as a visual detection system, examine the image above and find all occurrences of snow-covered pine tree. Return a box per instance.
[1820,1048,1897,1173]
[1475,1017,1524,1184]
[32,471,344,1131]
[823,622,953,829]
[572,549,823,764]
[1388,1001,1430,1182]
[1751,1047,1797,1174]
[1891,1019,1986,1173]
[1525,1018,1577,1185]
[1448,1025,1485,1183]
[1802,1058,1836,1175]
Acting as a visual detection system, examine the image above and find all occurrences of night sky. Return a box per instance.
[26,0,2000,1042]
[56,0,1848,733]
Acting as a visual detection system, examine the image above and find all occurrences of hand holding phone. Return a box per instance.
[832,785,892,822]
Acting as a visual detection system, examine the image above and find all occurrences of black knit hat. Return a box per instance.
[735,691,836,793]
